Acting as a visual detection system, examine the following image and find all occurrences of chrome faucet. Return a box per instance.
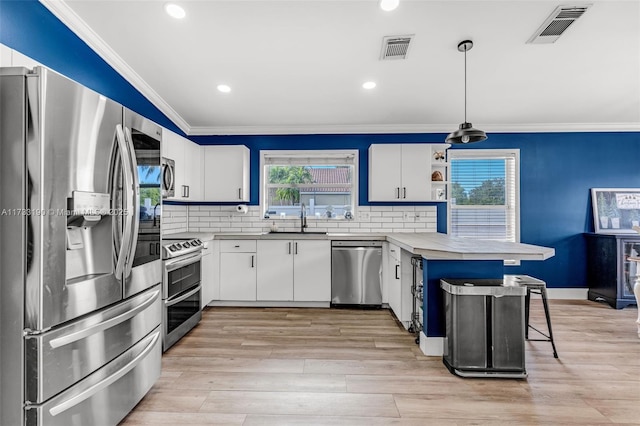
[300,203,307,233]
[153,203,161,227]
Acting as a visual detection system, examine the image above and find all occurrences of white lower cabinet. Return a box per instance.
[256,240,294,301]
[293,240,331,302]
[387,243,402,319]
[385,243,412,329]
[219,240,257,301]
[200,241,214,309]
[200,240,219,308]
[220,239,331,304]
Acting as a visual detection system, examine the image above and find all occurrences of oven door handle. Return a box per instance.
[165,252,202,272]
[165,284,201,307]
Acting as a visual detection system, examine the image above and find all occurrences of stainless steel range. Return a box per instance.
[161,238,203,351]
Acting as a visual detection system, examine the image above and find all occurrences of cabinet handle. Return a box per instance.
[403,187,406,199]
[238,188,242,200]
[186,185,190,198]
[396,187,400,199]
[294,242,298,255]
[288,242,292,254]
[395,264,399,280]
[251,255,254,268]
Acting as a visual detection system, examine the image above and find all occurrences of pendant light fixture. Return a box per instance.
[446,40,487,144]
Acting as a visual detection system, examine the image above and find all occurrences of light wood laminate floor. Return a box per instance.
[121,300,640,425]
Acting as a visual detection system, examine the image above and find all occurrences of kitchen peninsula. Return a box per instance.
[167,230,555,356]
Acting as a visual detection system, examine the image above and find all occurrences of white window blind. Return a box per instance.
[449,149,520,242]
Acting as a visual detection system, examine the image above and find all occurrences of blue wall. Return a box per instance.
[0,0,182,135]
[3,0,640,290]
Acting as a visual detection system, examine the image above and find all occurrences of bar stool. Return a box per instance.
[504,274,558,358]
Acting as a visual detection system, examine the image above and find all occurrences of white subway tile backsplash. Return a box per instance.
[162,204,437,236]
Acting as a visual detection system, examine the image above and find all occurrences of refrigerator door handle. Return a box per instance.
[114,125,132,280]
[123,126,140,279]
[48,330,160,417]
[48,288,160,349]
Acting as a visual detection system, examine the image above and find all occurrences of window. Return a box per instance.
[448,149,520,243]
[260,150,358,219]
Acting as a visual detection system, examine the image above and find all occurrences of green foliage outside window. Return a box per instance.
[454,178,505,205]
[268,166,313,205]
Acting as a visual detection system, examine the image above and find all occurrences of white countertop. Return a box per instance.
[162,231,554,261]
[385,232,555,261]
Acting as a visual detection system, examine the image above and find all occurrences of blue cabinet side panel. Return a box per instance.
[423,260,505,337]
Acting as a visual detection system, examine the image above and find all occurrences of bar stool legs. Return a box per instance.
[525,285,558,358]
[506,275,558,358]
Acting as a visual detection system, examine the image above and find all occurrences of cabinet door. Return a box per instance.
[203,145,250,202]
[293,240,331,302]
[161,129,185,201]
[401,144,432,202]
[200,249,215,309]
[387,245,402,318]
[219,252,256,301]
[183,141,203,201]
[257,240,294,301]
[369,144,402,202]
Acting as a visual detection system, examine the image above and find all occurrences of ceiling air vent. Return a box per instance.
[380,35,414,60]
[527,4,592,44]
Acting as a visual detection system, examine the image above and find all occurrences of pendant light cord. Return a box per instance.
[464,46,467,123]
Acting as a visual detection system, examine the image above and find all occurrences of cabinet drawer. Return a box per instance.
[220,240,257,253]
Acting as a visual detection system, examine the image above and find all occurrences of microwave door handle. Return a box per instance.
[123,126,140,279]
[48,331,160,417]
[162,161,174,192]
[167,162,174,191]
[114,125,132,279]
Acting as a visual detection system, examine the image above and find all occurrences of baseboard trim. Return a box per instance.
[419,333,443,357]
[545,288,588,300]
[208,301,330,308]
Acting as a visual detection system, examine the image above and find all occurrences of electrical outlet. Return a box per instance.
[359,211,370,220]
[403,211,415,222]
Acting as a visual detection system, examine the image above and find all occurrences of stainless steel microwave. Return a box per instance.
[161,157,175,198]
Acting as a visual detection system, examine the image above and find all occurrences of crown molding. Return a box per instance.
[39,0,191,134]
[187,122,640,136]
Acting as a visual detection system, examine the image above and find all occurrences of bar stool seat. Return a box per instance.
[504,274,558,358]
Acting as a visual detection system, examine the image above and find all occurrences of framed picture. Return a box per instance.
[591,188,640,234]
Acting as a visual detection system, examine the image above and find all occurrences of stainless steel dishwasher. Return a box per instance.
[331,241,383,307]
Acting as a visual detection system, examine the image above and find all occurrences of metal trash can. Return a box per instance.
[441,278,527,378]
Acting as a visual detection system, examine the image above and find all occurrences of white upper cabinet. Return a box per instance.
[183,140,203,200]
[368,144,449,202]
[162,128,202,201]
[203,145,250,202]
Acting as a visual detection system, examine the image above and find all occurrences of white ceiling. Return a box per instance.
[43,0,640,135]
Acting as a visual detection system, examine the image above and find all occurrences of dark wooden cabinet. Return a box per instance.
[585,233,640,309]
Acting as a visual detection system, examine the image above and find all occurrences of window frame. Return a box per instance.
[447,149,521,262]
[259,149,359,220]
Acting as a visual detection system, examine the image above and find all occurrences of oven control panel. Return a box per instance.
[162,238,203,259]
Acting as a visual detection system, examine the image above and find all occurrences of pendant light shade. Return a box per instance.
[446,40,487,144]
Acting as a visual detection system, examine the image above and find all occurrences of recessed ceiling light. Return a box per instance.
[217,84,231,93]
[165,3,186,19]
[379,0,400,12]
[362,81,377,90]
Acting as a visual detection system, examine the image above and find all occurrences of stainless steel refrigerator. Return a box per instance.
[0,66,163,426]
